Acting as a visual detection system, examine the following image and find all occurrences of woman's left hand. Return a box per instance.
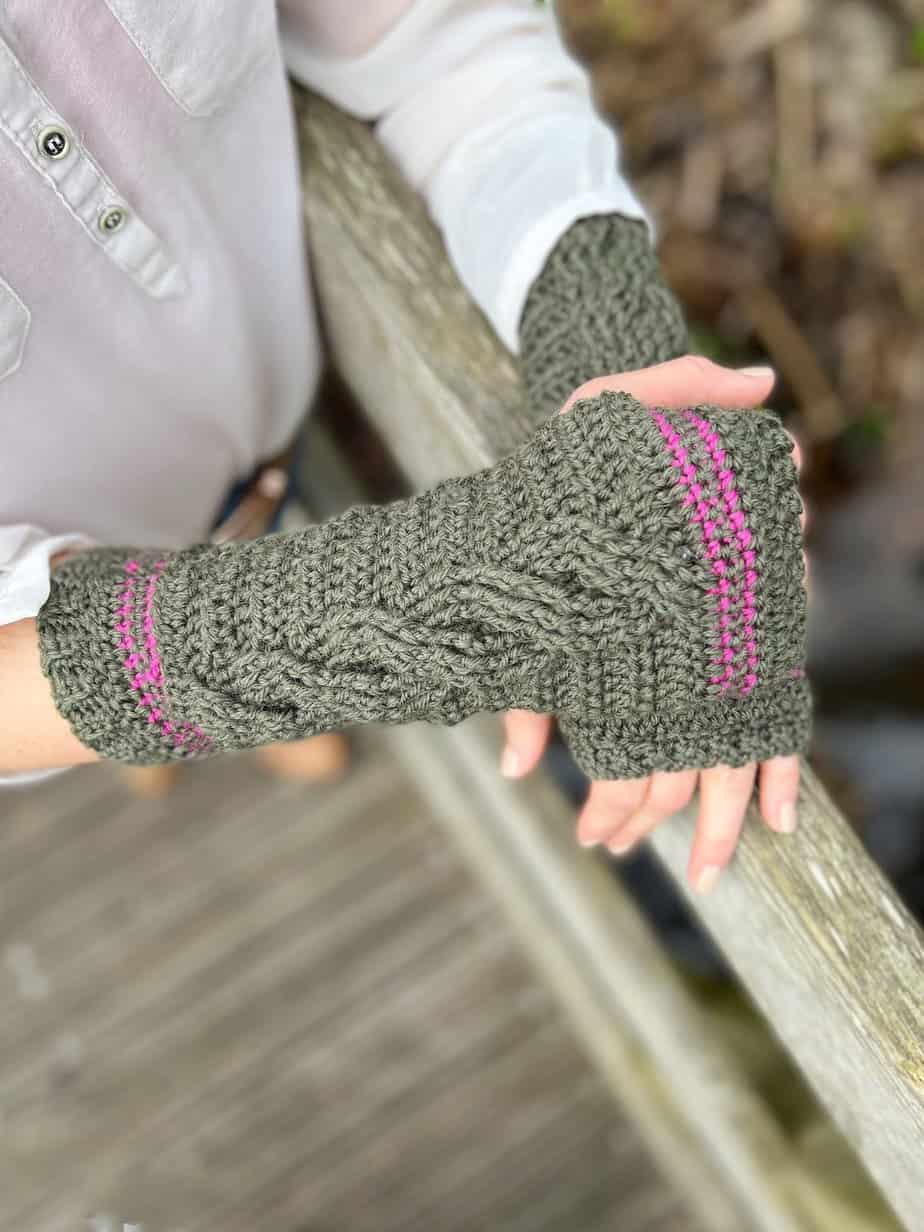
[500,357,807,895]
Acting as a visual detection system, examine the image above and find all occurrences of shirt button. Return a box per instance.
[36,124,71,160]
[98,206,128,235]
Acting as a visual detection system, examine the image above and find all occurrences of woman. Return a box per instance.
[0,0,808,893]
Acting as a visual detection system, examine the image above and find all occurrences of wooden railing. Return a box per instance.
[294,89,924,1232]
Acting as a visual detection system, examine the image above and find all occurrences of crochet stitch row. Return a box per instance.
[116,558,211,755]
[652,409,761,698]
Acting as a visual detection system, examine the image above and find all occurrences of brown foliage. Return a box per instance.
[557,0,924,484]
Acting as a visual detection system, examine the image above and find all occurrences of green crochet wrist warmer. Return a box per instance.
[520,214,689,419]
[38,393,809,775]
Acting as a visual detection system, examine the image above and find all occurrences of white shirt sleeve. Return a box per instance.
[0,525,95,626]
[279,0,648,352]
[0,526,94,787]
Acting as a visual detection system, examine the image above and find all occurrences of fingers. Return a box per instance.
[688,757,798,894]
[603,770,698,854]
[500,710,552,779]
[569,757,798,897]
[567,752,797,898]
[562,356,776,415]
[576,777,649,848]
[759,755,801,835]
[689,762,758,894]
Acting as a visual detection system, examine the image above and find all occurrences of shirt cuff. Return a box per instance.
[425,100,651,356]
[0,527,94,788]
[493,191,651,355]
[0,525,96,626]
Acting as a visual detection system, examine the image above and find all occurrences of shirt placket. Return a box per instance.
[0,36,186,300]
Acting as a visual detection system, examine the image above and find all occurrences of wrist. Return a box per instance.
[518,212,688,419]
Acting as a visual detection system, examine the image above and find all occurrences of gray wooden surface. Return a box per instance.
[0,743,698,1232]
[295,88,924,1232]
[302,425,899,1232]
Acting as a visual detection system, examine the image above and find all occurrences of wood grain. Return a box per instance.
[0,747,697,1232]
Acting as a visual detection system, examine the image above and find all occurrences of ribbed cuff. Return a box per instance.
[37,548,209,765]
[561,677,813,781]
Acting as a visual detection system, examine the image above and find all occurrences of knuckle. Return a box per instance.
[581,810,615,839]
[650,781,693,814]
[683,354,719,379]
[702,821,743,851]
[572,377,600,400]
[650,772,695,813]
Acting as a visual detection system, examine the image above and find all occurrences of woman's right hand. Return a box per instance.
[501,356,808,895]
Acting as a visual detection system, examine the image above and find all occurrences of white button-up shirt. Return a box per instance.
[0,0,644,628]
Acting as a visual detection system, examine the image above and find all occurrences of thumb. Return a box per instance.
[562,356,776,414]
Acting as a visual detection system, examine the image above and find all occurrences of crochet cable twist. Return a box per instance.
[38,392,810,776]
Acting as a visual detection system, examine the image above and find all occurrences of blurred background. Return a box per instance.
[558,0,924,913]
[3,3,923,1230]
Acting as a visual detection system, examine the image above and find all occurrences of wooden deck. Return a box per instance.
[0,738,699,1232]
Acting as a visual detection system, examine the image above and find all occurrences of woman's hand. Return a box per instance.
[500,356,806,895]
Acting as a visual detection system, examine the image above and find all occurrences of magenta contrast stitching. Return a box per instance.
[682,411,760,696]
[115,559,212,753]
[651,410,758,697]
[651,412,734,693]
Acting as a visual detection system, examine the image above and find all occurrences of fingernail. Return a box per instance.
[694,864,723,896]
[500,747,521,779]
[578,834,599,849]
[778,802,798,834]
[738,365,775,381]
[609,838,635,856]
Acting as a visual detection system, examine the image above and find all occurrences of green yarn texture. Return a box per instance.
[519,213,689,419]
[38,392,810,775]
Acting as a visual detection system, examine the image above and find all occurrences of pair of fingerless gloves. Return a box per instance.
[38,215,810,777]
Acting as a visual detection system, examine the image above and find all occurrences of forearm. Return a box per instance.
[0,618,99,773]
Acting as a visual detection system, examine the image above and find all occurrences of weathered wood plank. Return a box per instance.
[0,747,697,1232]
[296,87,924,1231]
